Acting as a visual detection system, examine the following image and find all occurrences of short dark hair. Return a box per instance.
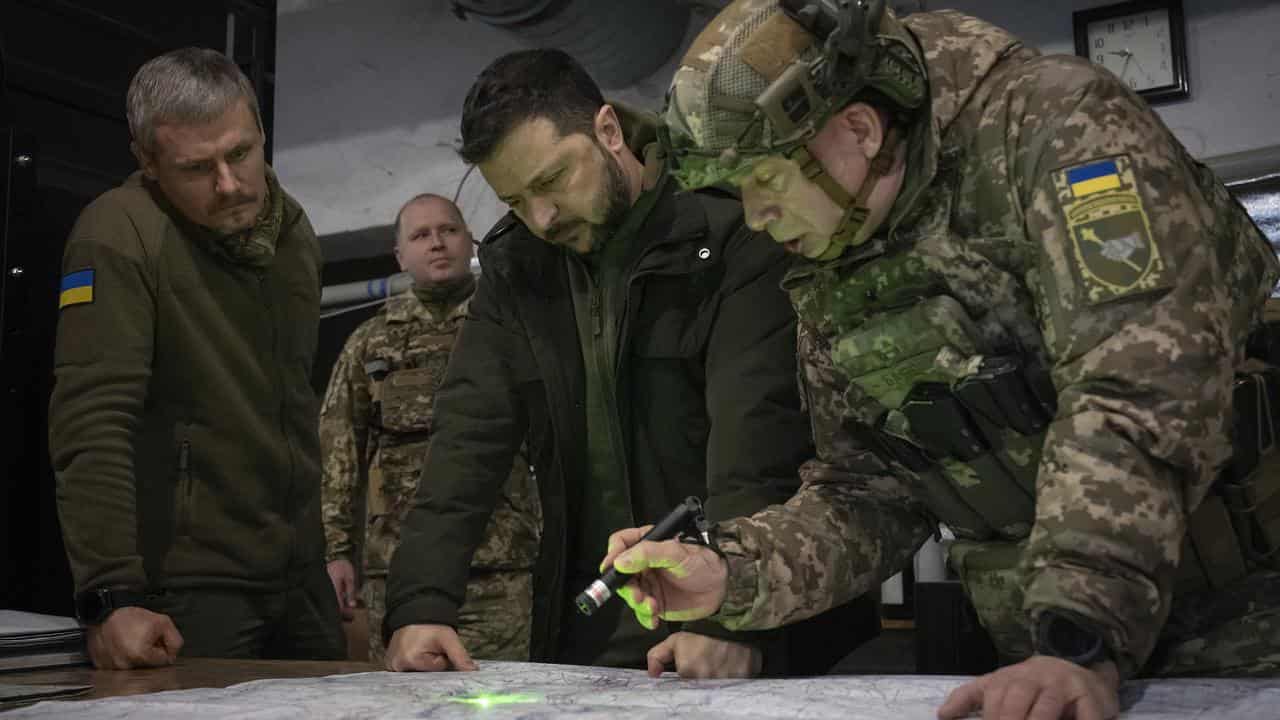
[459,49,605,165]
[393,193,464,245]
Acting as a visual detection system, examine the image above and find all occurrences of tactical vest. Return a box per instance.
[362,313,541,577]
[791,249,1051,543]
[791,248,1280,600]
[361,322,459,573]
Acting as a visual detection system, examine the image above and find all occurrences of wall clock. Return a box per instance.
[1073,0,1190,104]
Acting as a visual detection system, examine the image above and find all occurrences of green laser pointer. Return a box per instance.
[575,496,707,615]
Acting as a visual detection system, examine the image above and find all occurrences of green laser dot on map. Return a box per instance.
[449,693,542,708]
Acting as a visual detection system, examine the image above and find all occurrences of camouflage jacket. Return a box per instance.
[319,286,540,577]
[712,11,1279,678]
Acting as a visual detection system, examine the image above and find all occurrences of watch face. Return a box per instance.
[1086,9,1175,92]
[1038,612,1108,666]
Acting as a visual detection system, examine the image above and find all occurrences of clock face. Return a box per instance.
[1086,9,1176,92]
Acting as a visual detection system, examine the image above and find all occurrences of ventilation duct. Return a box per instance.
[451,0,692,88]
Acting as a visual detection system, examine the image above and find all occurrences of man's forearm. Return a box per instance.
[713,479,933,631]
[51,364,151,592]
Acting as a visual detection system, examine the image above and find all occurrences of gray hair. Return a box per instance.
[127,47,262,154]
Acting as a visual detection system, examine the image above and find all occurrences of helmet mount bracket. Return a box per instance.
[759,0,888,150]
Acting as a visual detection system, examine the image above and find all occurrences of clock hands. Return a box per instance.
[1127,52,1150,81]
[1105,48,1148,85]
[1107,49,1134,80]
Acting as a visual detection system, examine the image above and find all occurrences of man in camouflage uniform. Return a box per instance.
[603,1,1280,717]
[321,194,540,665]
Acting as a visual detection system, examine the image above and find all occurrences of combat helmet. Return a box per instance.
[662,0,928,258]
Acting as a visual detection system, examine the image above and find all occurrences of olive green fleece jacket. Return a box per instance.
[49,170,325,595]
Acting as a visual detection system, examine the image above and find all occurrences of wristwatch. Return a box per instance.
[74,587,149,625]
[1034,611,1112,667]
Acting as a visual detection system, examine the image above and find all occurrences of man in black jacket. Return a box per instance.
[384,49,876,676]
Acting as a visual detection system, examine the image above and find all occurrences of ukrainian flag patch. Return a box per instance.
[1053,155,1171,305]
[1064,159,1122,197]
[59,268,95,308]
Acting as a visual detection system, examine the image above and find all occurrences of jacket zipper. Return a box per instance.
[614,258,703,517]
[177,439,193,533]
[590,290,602,337]
[528,239,707,658]
[258,269,297,572]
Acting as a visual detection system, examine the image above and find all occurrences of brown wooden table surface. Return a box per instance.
[3,658,379,701]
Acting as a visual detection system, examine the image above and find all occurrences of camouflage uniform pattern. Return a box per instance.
[696,10,1280,678]
[320,286,541,663]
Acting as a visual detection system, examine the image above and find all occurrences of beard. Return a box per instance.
[540,143,634,254]
[584,147,633,253]
[206,191,263,236]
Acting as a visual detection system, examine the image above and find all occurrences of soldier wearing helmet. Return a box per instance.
[602,1,1280,717]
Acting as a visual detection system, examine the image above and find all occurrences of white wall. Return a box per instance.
[941,0,1280,159]
[274,0,1280,259]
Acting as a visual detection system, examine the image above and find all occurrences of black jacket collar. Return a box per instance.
[478,179,728,296]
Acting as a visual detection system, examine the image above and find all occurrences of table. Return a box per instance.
[2,657,375,702]
[4,659,1279,719]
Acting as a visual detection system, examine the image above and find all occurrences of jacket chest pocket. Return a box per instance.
[174,434,195,536]
[628,273,718,447]
[380,364,445,433]
[630,272,719,360]
[276,285,319,364]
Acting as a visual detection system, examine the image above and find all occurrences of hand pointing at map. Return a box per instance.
[600,526,730,628]
[385,624,477,672]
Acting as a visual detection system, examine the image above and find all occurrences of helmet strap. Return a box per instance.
[790,127,899,261]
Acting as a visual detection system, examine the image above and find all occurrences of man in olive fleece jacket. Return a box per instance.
[49,48,344,669]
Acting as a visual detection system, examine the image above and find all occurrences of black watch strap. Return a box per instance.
[74,588,149,625]
[1035,611,1112,667]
